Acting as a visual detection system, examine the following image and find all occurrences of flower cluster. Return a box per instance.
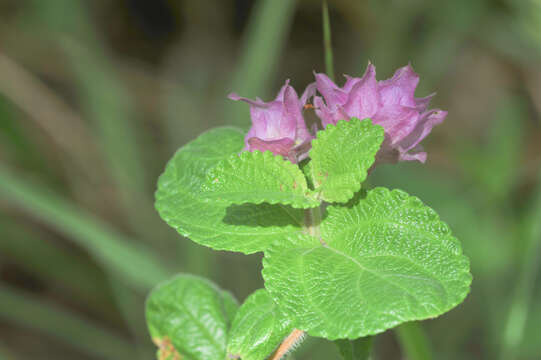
[229,63,447,164]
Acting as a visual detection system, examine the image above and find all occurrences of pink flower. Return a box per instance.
[229,81,316,163]
[313,63,447,163]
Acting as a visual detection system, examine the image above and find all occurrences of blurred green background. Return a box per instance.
[0,0,540,359]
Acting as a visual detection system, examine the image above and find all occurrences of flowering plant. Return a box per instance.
[314,64,447,163]
[145,63,471,360]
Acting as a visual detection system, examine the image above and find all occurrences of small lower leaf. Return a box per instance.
[227,289,294,360]
[146,274,238,360]
[263,188,472,339]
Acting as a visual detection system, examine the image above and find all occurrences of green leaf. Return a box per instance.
[227,289,294,360]
[335,337,373,360]
[146,274,238,360]
[155,127,305,254]
[309,118,384,203]
[203,150,320,208]
[263,188,471,339]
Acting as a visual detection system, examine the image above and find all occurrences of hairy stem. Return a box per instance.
[270,328,306,360]
[322,0,335,81]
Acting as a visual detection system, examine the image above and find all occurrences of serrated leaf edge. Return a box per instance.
[203,150,320,209]
[154,128,305,255]
[146,273,239,360]
[308,118,384,203]
[262,187,472,339]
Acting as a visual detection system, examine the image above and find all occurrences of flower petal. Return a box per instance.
[274,79,291,101]
[378,64,419,107]
[399,149,427,163]
[246,137,296,158]
[300,82,317,105]
[314,95,335,127]
[314,73,349,108]
[228,93,268,108]
[284,85,313,143]
[397,109,447,152]
[373,104,420,145]
[342,63,380,120]
[414,93,435,112]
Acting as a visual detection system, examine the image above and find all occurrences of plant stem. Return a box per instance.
[395,322,432,360]
[307,206,323,240]
[322,0,335,81]
[270,329,306,360]
[335,337,373,360]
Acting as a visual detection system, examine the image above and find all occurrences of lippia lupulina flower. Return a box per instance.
[228,80,316,163]
[313,63,447,163]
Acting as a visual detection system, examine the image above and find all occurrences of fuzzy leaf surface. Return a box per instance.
[155,127,305,254]
[227,289,293,360]
[146,274,238,360]
[203,150,320,208]
[309,119,384,203]
[263,188,472,339]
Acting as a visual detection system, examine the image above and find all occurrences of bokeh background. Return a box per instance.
[0,0,540,359]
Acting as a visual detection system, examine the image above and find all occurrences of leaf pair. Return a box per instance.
[202,118,385,207]
[155,119,383,255]
[146,276,292,360]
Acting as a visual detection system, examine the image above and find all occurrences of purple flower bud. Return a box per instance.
[313,64,447,163]
[229,81,315,163]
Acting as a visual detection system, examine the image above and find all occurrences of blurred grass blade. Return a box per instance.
[0,217,115,314]
[456,96,526,204]
[0,343,17,360]
[29,0,147,194]
[27,0,165,245]
[322,0,335,81]
[225,0,297,127]
[0,55,100,179]
[108,280,156,359]
[60,39,148,203]
[0,284,137,360]
[500,167,541,360]
[395,322,433,360]
[0,165,171,290]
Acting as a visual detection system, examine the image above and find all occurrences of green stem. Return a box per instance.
[395,322,432,360]
[307,164,323,241]
[307,206,323,240]
[322,0,335,81]
[335,337,373,360]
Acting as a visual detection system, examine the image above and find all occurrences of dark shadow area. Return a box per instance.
[223,202,304,228]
